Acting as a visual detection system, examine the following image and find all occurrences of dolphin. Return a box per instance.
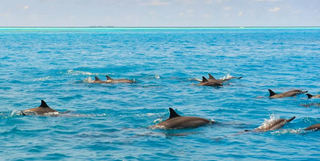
[305,123,320,131]
[268,89,308,98]
[151,108,214,130]
[105,75,135,83]
[93,75,134,83]
[253,116,295,132]
[208,73,242,82]
[198,76,223,87]
[207,74,224,83]
[306,94,320,98]
[21,100,60,116]
[93,76,111,83]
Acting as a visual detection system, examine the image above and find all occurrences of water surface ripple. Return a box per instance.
[0,28,320,160]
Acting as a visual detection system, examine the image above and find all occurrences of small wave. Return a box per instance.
[34,76,50,81]
[64,69,113,76]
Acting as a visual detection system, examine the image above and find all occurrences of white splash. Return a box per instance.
[219,73,233,80]
[34,76,50,81]
[65,69,113,76]
[83,77,95,83]
[43,112,60,116]
[271,129,304,135]
[155,75,160,79]
[256,113,280,130]
[189,78,202,82]
[153,118,163,123]
[11,110,22,116]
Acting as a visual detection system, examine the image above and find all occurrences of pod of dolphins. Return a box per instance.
[18,73,320,133]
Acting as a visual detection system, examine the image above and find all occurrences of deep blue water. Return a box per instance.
[1,28,320,160]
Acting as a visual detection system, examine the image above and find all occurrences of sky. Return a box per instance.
[0,0,319,27]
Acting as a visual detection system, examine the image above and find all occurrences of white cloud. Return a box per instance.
[238,11,243,17]
[175,0,197,5]
[140,0,170,6]
[23,5,30,9]
[223,7,232,10]
[269,7,280,12]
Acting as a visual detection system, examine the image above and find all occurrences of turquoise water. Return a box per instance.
[1,28,320,160]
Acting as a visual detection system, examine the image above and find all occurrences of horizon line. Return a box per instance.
[0,26,320,29]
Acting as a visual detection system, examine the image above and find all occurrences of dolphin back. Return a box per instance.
[305,123,320,131]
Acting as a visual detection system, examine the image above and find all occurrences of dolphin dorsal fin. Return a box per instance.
[306,94,313,98]
[106,75,113,80]
[268,89,277,97]
[95,76,101,81]
[169,108,181,119]
[208,74,216,80]
[202,76,208,83]
[40,100,50,108]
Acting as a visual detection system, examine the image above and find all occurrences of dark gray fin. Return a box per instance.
[268,89,277,97]
[95,76,101,81]
[20,111,26,116]
[169,108,181,119]
[106,75,113,80]
[40,100,50,108]
[202,76,208,83]
[286,116,295,123]
[238,77,242,79]
[306,94,313,98]
[208,74,216,80]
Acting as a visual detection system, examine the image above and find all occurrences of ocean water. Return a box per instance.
[0,28,320,160]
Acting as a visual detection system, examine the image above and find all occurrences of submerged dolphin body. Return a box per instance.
[198,76,223,87]
[254,116,295,132]
[268,89,308,98]
[22,100,60,116]
[105,75,135,83]
[305,123,320,131]
[93,75,134,83]
[151,108,214,130]
[306,94,320,99]
[208,73,242,82]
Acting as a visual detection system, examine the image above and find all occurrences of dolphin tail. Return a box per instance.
[94,76,101,81]
[268,89,277,97]
[306,94,313,98]
[208,74,216,80]
[202,76,209,82]
[106,75,113,80]
[286,116,295,123]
